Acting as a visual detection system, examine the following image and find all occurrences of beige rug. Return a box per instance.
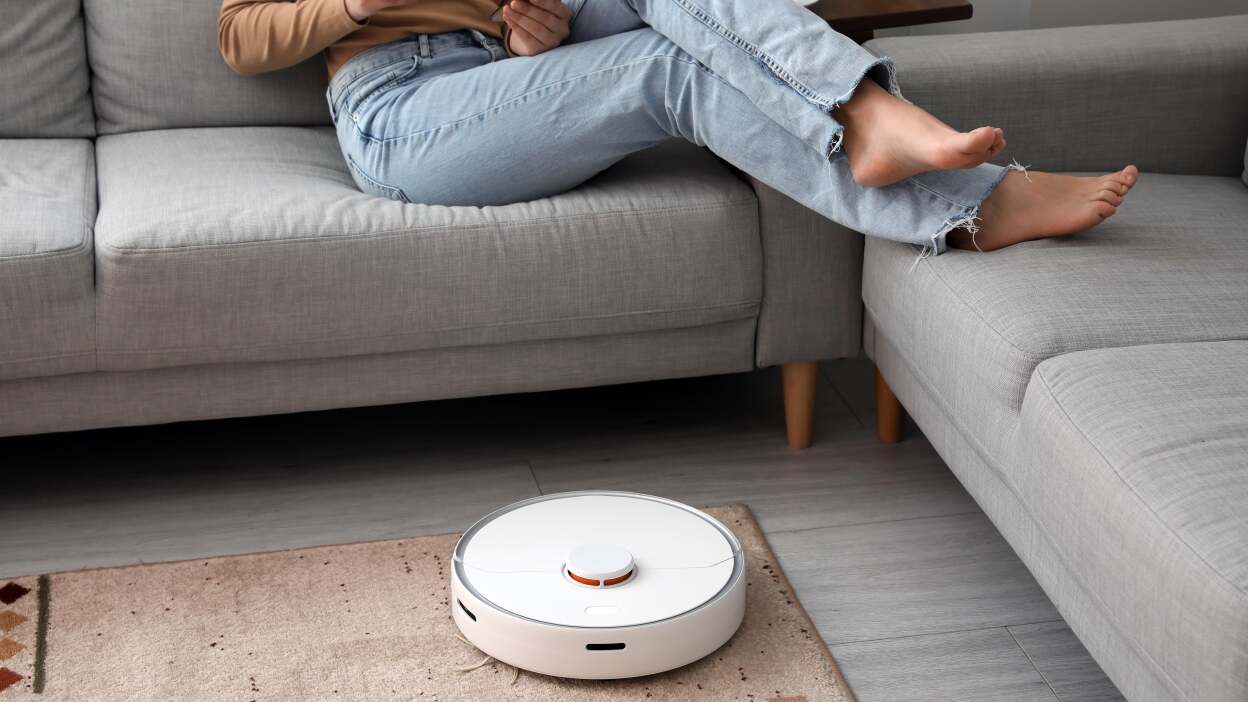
[0,504,854,701]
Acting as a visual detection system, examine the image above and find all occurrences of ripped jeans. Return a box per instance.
[327,0,1008,254]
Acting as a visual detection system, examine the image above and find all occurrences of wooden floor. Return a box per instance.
[0,358,1124,701]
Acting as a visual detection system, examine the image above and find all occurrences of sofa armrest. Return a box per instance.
[867,14,1248,177]
[750,176,864,367]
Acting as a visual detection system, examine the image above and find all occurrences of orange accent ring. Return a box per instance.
[568,569,634,587]
[603,571,633,586]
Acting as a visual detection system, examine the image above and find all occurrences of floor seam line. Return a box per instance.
[826,379,866,430]
[766,509,985,536]
[1007,625,1064,701]
[826,619,1066,648]
[527,460,545,495]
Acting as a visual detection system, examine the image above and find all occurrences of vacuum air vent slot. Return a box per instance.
[586,643,626,651]
[458,599,477,621]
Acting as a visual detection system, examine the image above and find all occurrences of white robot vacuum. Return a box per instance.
[450,491,747,679]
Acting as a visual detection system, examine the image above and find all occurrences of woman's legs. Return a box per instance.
[342,28,1008,251]
[562,0,1001,185]
[557,0,1137,247]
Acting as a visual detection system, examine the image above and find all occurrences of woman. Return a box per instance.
[218,0,1136,253]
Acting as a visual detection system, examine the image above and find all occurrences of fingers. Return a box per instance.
[504,0,569,44]
[507,0,563,33]
[504,9,559,47]
[528,0,572,20]
[505,22,543,55]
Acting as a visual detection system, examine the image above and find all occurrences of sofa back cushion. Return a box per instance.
[0,0,95,137]
[84,0,331,134]
[869,15,1248,177]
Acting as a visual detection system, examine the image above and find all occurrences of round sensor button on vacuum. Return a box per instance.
[566,544,635,587]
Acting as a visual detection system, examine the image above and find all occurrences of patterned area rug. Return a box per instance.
[0,504,854,701]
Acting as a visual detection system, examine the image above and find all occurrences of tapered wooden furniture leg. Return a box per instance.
[875,366,904,444]
[782,361,818,450]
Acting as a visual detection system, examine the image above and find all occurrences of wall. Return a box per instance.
[877,0,1246,36]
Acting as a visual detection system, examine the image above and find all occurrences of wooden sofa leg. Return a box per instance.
[782,361,818,450]
[875,366,904,444]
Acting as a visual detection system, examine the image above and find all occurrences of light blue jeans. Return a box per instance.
[327,0,1008,253]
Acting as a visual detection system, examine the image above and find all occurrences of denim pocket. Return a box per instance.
[349,55,423,116]
[345,153,410,203]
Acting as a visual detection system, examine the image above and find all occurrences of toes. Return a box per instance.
[1093,201,1117,220]
[1096,188,1125,206]
[1121,165,1139,187]
[960,127,998,155]
[1103,166,1139,190]
[1099,180,1128,196]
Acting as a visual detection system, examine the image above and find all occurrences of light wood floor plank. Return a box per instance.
[1,438,540,577]
[832,628,1058,702]
[1009,621,1126,702]
[769,512,1061,645]
[532,433,979,533]
[0,363,1124,700]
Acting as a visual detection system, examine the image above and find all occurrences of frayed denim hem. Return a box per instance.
[910,162,1019,268]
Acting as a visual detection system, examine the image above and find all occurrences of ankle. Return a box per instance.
[835,78,887,126]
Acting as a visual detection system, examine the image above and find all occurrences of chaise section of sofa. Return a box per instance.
[863,14,1248,702]
[1018,342,1248,702]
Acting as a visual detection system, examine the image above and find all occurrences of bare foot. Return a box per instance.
[836,79,1006,188]
[951,166,1139,252]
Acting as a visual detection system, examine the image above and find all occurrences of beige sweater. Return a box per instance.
[218,0,505,78]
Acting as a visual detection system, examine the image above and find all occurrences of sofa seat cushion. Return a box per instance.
[0,140,97,380]
[863,173,1248,460]
[1017,342,1248,702]
[94,128,760,372]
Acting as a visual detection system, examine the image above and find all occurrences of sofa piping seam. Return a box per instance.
[95,300,761,356]
[97,199,758,254]
[0,351,96,368]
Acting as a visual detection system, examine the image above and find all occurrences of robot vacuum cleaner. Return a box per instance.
[450,491,746,679]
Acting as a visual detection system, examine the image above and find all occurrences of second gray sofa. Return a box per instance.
[864,16,1248,702]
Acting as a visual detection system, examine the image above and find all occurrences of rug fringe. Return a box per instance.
[455,632,522,685]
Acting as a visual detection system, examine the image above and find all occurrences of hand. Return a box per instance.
[343,0,406,23]
[502,0,572,57]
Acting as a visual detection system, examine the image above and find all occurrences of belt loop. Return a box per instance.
[418,33,432,59]
[325,86,338,122]
[468,29,505,62]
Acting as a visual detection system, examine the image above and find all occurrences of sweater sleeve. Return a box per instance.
[218,0,366,76]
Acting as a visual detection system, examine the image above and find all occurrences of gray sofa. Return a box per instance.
[0,0,864,443]
[864,16,1248,702]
